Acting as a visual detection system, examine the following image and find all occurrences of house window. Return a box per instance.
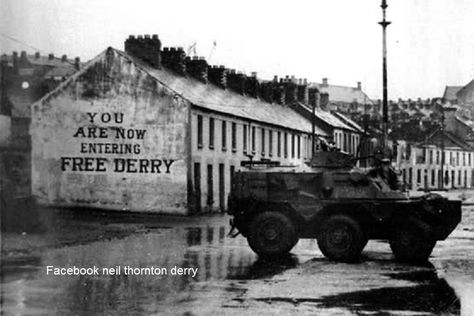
[231,122,237,152]
[269,131,273,156]
[261,128,265,156]
[243,125,248,154]
[277,131,281,157]
[463,153,466,166]
[469,153,472,166]
[456,152,460,166]
[221,120,227,151]
[406,144,411,160]
[251,126,256,153]
[197,115,203,149]
[431,170,435,186]
[209,118,215,149]
[422,149,426,164]
[436,151,440,164]
[459,170,462,186]
[207,164,213,207]
[284,132,288,158]
[291,134,295,158]
[409,168,413,185]
[417,169,421,183]
[429,150,433,164]
[297,135,301,159]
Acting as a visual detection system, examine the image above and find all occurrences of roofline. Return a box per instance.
[32,47,329,137]
[296,102,359,133]
[191,104,328,137]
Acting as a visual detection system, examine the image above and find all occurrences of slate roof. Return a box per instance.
[294,102,357,132]
[308,82,373,105]
[331,111,365,133]
[35,48,330,137]
[442,86,463,101]
[422,129,473,151]
[2,54,79,68]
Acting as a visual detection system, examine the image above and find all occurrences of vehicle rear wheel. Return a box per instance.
[317,215,366,263]
[247,211,298,257]
[389,219,436,263]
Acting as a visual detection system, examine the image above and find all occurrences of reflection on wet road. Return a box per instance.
[1,213,472,315]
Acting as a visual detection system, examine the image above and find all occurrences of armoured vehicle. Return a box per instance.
[227,151,462,263]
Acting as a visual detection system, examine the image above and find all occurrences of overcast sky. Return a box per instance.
[1,0,473,100]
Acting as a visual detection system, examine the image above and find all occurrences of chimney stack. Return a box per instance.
[273,82,286,105]
[185,56,208,83]
[35,52,40,59]
[227,70,246,95]
[161,47,186,75]
[259,81,275,103]
[12,51,18,73]
[74,57,80,70]
[208,65,227,88]
[48,53,54,60]
[320,92,330,111]
[245,72,259,98]
[284,78,298,104]
[322,77,328,86]
[61,54,67,62]
[308,87,320,109]
[124,34,161,68]
[357,81,362,90]
[297,79,309,104]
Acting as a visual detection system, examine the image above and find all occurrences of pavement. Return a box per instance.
[1,205,473,315]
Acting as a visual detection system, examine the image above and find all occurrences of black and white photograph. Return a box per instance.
[1,0,473,315]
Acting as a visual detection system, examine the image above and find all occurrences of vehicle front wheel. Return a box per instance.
[389,219,436,263]
[247,211,298,257]
[317,215,366,263]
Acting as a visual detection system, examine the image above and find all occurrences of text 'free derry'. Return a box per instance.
[46,266,198,278]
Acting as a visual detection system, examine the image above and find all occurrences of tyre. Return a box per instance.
[247,211,298,257]
[317,215,366,263]
[389,219,436,263]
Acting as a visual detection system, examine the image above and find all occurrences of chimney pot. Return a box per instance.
[74,57,80,70]
[144,34,151,39]
[35,52,40,58]
[322,78,328,86]
[152,34,159,40]
[273,75,278,82]
[62,54,67,62]
[20,51,27,58]
[357,81,362,90]
[48,53,54,60]
[251,71,257,78]
[137,35,143,39]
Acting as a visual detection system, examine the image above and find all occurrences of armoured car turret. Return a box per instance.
[227,150,461,263]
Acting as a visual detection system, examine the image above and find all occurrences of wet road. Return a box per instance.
[1,207,474,315]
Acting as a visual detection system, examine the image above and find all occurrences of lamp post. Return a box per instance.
[440,106,445,189]
[379,0,391,149]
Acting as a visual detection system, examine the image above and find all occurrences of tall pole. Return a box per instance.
[379,0,391,150]
[440,107,445,189]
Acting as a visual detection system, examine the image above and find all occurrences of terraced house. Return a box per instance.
[31,34,363,215]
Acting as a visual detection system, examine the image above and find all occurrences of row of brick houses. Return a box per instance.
[29,34,364,215]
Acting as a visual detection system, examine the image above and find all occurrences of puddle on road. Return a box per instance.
[1,221,465,316]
